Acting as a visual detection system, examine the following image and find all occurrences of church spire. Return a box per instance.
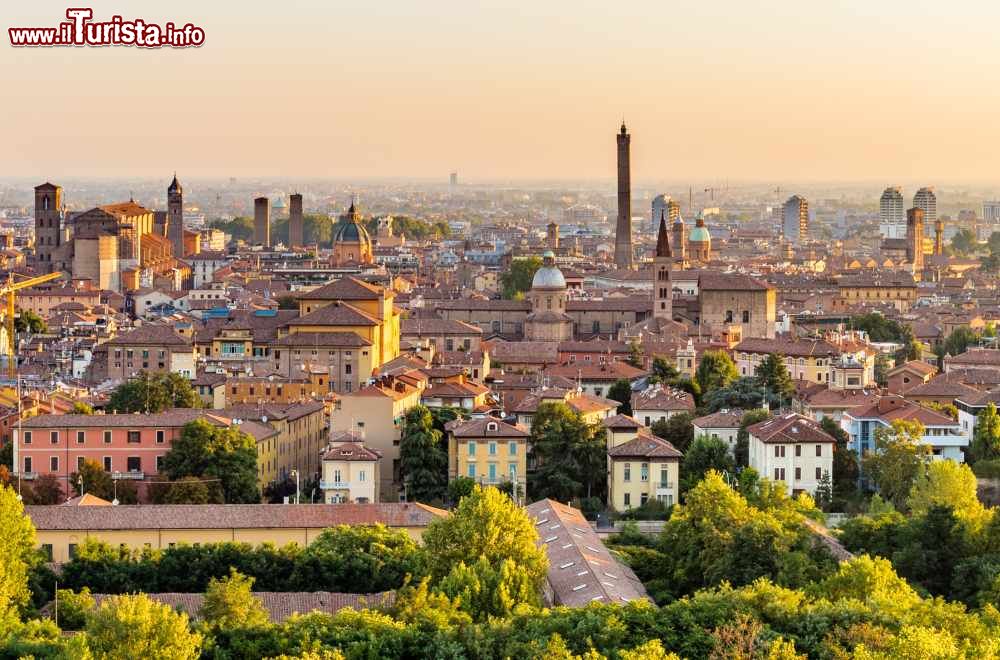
[656,209,671,258]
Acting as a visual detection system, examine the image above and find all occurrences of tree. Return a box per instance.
[874,353,891,387]
[500,257,542,299]
[162,419,259,503]
[850,313,909,343]
[163,477,212,505]
[448,476,476,504]
[14,310,46,334]
[680,437,736,494]
[649,356,680,384]
[0,442,10,470]
[862,419,930,510]
[650,412,695,453]
[55,587,95,630]
[399,406,448,504]
[607,379,633,416]
[85,593,202,659]
[821,416,858,499]
[436,555,540,620]
[71,459,113,500]
[421,485,548,588]
[896,338,924,364]
[626,342,644,369]
[703,377,777,414]
[950,228,978,256]
[107,371,201,414]
[290,524,426,593]
[906,460,985,523]
[944,327,979,357]
[695,350,738,395]
[814,472,833,511]
[0,485,37,619]
[199,569,269,629]
[735,410,771,467]
[71,402,94,415]
[754,353,795,406]
[25,473,63,504]
[972,402,1000,463]
[529,403,607,501]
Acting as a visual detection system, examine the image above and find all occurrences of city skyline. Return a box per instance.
[6,1,1000,181]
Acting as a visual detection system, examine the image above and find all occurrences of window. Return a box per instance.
[640,493,649,506]
[156,455,164,472]
[69,544,78,559]
[41,544,53,561]
[725,310,733,323]
[742,310,750,323]
[623,463,631,482]
[488,463,497,481]
[508,441,517,455]
[22,431,31,444]
[774,445,785,458]
[103,456,112,472]
[815,444,822,457]
[795,444,801,457]
[50,456,58,472]
[103,430,112,444]
[345,364,352,375]
[127,456,141,472]
[127,430,140,443]
[467,464,476,478]
[795,467,801,480]
[816,467,823,479]
[334,469,342,482]
[467,441,476,456]
[624,493,631,507]
[774,467,785,481]
[50,431,58,444]
[659,467,669,488]
[77,456,85,471]
[488,442,497,455]
[509,463,517,480]
[359,470,366,482]
[156,430,165,444]
[640,463,649,482]
[23,457,31,473]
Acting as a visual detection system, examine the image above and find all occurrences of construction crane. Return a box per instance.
[1,271,63,379]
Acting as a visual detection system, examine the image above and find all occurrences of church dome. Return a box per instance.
[532,251,566,290]
[689,226,711,243]
[332,217,371,245]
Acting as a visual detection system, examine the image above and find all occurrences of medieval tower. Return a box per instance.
[614,122,633,270]
[167,174,184,257]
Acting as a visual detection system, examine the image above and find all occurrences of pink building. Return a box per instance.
[13,409,231,500]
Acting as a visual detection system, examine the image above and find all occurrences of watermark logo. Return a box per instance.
[9,8,205,48]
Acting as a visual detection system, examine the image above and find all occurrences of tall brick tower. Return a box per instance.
[653,210,673,321]
[254,196,271,247]
[167,174,184,257]
[33,182,63,272]
[907,207,925,274]
[289,193,304,248]
[934,218,944,256]
[614,122,633,270]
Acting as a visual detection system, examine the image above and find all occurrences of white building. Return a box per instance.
[984,201,1000,224]
[630,383,696,427]
[841,395,967,463]
[319,433,381,504]
[913,187,937,235]
[692,409,746,456]
[747,412,835,496]
[879,186,905,239]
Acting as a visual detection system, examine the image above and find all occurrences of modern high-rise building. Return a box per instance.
[879,186,905,239]
[449,172,458,187]
[782,195,809,245]
[254,196,271,247]
[651,194,680,233]
[614,122,633,270]
[983,201,1000,224]
[913,187,937,234]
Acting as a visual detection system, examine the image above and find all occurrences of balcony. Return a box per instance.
[111,471,145,480]
[14,472,37,480]
[320,480,350,490]
[655,482,674,495]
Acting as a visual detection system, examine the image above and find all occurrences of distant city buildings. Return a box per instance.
[913,186,937,235]
[651,194,679,233]
[782,195,809,245]
[879,186,905,239]
[984,200,1000,224]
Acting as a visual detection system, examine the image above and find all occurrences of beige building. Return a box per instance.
[26,503,446,562]
[605,415,682,510]
[320,434,381,504]
[328,374,424,498]
[524,251,574,342]
[747,413,835,496]
[102,324,195,382]
[446,417,529,492]
[696,272,777,340]
[401,318,483,352]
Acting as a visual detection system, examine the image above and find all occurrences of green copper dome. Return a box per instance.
[689,226,711,243]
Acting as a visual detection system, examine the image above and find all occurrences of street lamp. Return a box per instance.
[289,469,300,504]
[112,479,119,506]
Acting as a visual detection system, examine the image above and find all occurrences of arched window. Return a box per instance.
[42,196,49,211]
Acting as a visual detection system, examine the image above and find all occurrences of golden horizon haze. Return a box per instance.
[3,0,1000,182]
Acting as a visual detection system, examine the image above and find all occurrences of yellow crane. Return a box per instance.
[1,271,63,379]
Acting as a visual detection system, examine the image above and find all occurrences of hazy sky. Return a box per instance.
[4,0,1000,182]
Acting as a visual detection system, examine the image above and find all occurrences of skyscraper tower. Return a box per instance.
[907,207,925,274]
[614,122,633,270]
[33,183,63,272]
[289,193,304,248]
[913,187,937,235]
[879,186,905,239]
[651,194,679,232]
[167,174,184,257]
[782,195,809,245]
[254,196,271,247]
[653,210,673,321]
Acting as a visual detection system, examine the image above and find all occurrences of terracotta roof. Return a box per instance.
[954,389,1000,408]
[699,272,771,291]
[886,360,938,377]
[845,395,957,426]
[25,502,446,531]
[692,409,747,429]
[401,318,482,336]
[446,417,529,438]
[274,331,372,347]
[525,499,650,607]
[105,324,191,347]
[96,201,152,217]
[321,441,382,462]
[545,361,647,382]
[747,412,836,445]
[287,302,379,327]
[946,349,1000,367]
[296,277,385,301]
[602,414,643,430]
[736,337,840,358]
[21,409,227,429]
[904,378,981,399]
[630,384,696,412]
[607,433,683,458]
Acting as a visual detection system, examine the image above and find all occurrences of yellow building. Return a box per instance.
[320,433,381,504]
[833,272,918,312]
[605,415,682,511]
[329,373,424,499]
[26,503,446,562]
[735,334,875,386]
[446,417,529,493]
[223,401,327,488]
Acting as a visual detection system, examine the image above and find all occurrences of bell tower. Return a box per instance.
[34,182,63,272]
[653,210,673,321]
[167,174,184,257]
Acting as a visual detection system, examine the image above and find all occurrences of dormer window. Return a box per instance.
[486,421,498,432]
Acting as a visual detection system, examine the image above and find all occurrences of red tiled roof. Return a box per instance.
[747,412,836,445]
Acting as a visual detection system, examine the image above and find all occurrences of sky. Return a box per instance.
[3,0,1000,183]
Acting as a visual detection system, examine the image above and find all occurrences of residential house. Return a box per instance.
[604,415,682,510]
[692,409,748,455]
[841,395,967,462]
[630,383,695,427]
[747,412,835,496]
[446,417,529,492]
[319,432,381,504]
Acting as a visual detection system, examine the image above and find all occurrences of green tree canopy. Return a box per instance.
[85,593,202,659]
[399,405,448,504]
[0,485,37,620]
[528,403,607,501]
[70,459,137,504]
[680,437,736,494]
[161,419,259,503]
[421,485,548,588]
[607,379,633,416]
[950,228,978,255]
[436,555,540,621]
[199,569,269,629]
[14,310,46,334]
[702,377,778,413]
[695,350,738,395]
[971,402,1000,463]
[906,460,986,523]
[650,412,695,453]
[754,353,796,405]
[862,419,929,510]
[107,371,201,414]
[943,326,979,357]
[500,257,542,299]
